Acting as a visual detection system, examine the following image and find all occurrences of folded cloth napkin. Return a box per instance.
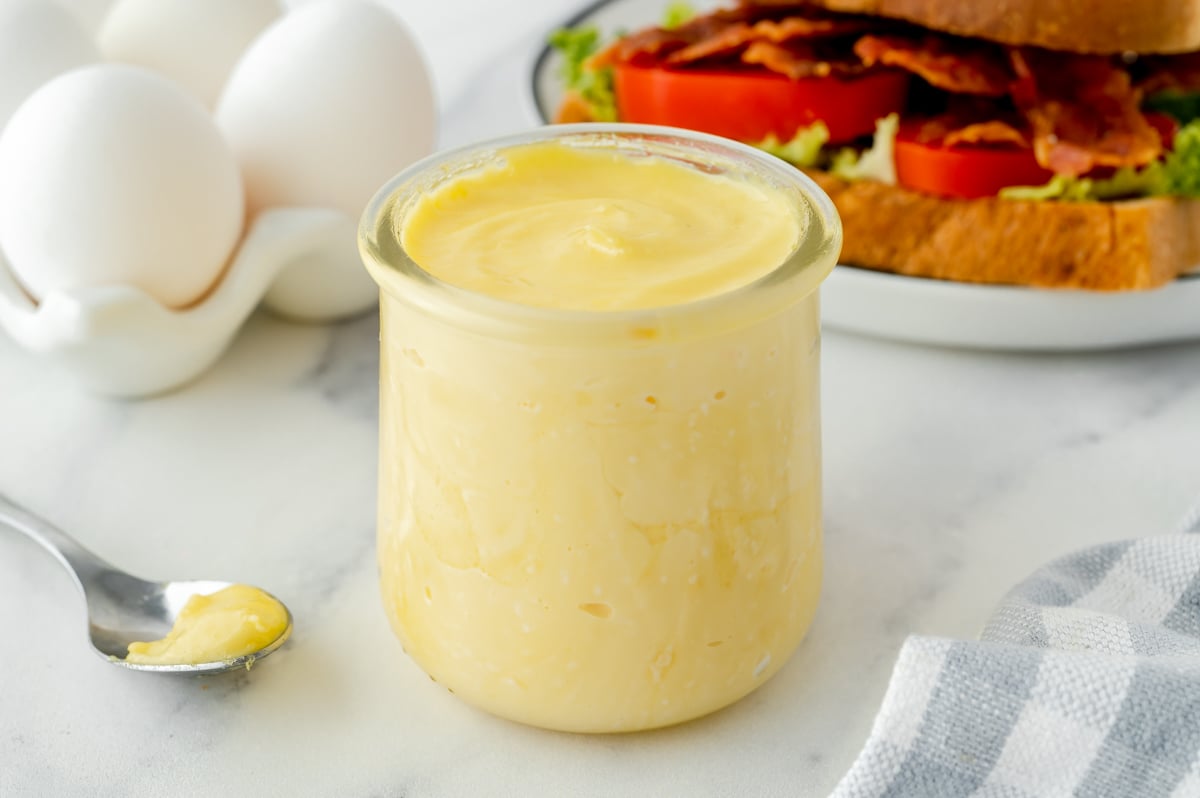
[833,517,1200,797]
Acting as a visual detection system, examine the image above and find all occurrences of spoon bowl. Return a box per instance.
[88,575,293,674]
[1,493,292,674]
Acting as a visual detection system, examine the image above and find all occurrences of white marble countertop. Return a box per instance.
[5,1,1200,796]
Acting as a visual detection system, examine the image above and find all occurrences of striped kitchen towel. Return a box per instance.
[833,519,1200,797]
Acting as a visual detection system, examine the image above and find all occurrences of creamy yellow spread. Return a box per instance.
[400,143,802,310]
[126,585,289,666]
[376,140,823,732]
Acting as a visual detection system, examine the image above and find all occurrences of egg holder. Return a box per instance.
[0,206,374,397]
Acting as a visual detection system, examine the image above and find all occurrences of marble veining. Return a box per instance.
[5,2,1200,796]
[301,314,382,423]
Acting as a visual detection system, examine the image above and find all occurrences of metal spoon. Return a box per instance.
[0,492,292,674]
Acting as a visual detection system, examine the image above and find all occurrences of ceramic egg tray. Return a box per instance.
[0,0,436,397]
[0,207,368,397]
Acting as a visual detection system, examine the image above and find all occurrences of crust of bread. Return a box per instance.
[802,0,1200,54]
[807,172,1200,290]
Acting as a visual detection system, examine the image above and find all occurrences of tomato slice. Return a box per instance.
[614,64,909,145]
[894,125,1054,200]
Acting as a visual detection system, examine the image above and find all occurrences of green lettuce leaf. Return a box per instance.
[1091,167,1165,200]
[1000,169,1160,202]
[752,123,830,168]
[1160,119,1200,196]
[1145,90,1200,125]
[547,26,617,122]
[997,176,1081,202]
[662,1,696,28]
[830,114,899,184]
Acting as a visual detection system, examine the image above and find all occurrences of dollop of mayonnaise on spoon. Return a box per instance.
[125,584,290,668]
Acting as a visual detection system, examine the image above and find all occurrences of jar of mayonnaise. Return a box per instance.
[359,125,841,733]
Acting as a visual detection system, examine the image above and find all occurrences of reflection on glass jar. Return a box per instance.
[360,125,842,733]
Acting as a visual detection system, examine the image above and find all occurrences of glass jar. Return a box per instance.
[359,125,841,733]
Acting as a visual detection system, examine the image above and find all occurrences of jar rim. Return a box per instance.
[358,123,842,343]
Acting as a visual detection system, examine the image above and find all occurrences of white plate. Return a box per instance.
[527,0,1200,351]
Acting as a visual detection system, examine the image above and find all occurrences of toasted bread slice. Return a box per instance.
[808,172,1200,290]
[796,0,1200,54]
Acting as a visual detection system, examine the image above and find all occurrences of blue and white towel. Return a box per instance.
[833,515,1200,797]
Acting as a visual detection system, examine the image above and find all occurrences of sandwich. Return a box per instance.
[549,0,1200,291]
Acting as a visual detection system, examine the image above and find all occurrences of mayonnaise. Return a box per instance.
[363,131,838,732]
[400,143,801,310]
[126,584,289,667]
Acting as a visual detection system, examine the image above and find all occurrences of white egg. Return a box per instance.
[215,0,436,219]
[99,0,281,108]
[0,0,99,130]
[51,0,116,35]
[0,64,244,309]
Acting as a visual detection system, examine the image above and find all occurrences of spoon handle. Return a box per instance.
[0,492,113,590]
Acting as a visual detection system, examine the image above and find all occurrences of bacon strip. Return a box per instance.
[853,34,1011,97]
[1136,52,1200,94]
[854,33,1012,96]
[906,99,1031,148]
[942,121,1028,148]
[735,0,831,11]
[910,117,1029,148]
[591,8,751,68]
[664,16,871,65]
[741,40,864,79]
[595,5,875,69]
[1010,49,1162,176]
